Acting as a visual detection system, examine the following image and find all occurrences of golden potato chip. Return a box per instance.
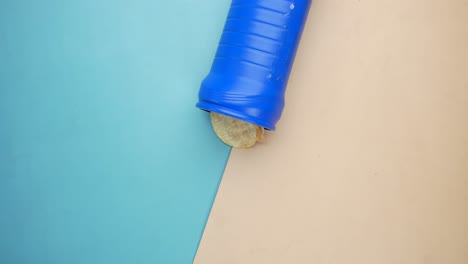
[256,125,265,142]
[210,112,264,148]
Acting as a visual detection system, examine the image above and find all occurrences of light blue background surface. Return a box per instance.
[0,1,231,263]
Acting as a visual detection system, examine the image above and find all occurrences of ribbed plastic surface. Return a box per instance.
[197,0,312,130]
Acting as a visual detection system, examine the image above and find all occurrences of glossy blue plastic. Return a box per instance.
[197,0,312,130]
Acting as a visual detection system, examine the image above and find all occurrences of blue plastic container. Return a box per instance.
[197,0,312,130]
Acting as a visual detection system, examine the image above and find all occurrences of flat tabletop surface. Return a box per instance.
[196,0,468,263]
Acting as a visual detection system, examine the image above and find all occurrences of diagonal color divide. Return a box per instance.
[196,0,468,263]
[0,1,232,263]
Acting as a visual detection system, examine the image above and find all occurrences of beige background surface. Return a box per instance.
[195,0,468,263]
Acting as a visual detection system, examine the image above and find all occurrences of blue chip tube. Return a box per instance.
[197,0,312,130]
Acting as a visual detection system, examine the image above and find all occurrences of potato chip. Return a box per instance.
[210,112,264,148]
[256,125,265,143]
